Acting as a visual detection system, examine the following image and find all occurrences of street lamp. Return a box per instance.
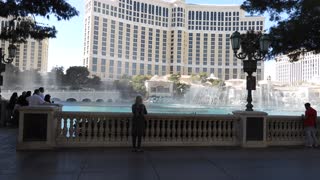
[230,31,271,111]
[1,44,17,64]
[0,45,16,126]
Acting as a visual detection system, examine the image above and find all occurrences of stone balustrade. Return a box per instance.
[16,107,320,149]
[267,116,320,145]
[54,112,239,147]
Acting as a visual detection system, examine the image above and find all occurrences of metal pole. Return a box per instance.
[245,54,255,111]
[0,48,3,126]
[246,71,254,111]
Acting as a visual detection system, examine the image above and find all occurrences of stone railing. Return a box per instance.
[54,112,239,147]
[16,107,320,150]
[267,115,320,146]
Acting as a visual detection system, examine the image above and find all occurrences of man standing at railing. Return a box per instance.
[303,103,318,148]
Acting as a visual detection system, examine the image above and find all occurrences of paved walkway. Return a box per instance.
[1,128,320,180]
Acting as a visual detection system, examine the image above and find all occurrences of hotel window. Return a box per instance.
[118,22,123,58]
[162,30,167,63]
[147,64,152,75]
[140,27,146,61]
[132,63,137,75]
[139,63,144,75]
[125,24,130,59]
[196,33,200,65]
[102,18,107,56]
[101,59,106,72]
[155,29,160,63]
[148,28,153,62]
[109,60,114,78]
[203,34,208,65]
[132,25,138,60]
[162,65,166,75]
[125,62,129,75]
[117,61,122,78]
[210,34,215,65]
[188,33,193,65]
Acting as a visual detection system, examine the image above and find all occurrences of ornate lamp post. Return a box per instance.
[0,44,17,84]
[230,31,271,111]
[0,45,17,126]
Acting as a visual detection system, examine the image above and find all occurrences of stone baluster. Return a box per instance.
[74,118,80,141]
[177,119,182,142]
[182,119,187,141]
[203,120,208,142]
[156,119,161,142]
[171,119,176,141]
[86,117,93,140]
[192,120,197,141]
[105,118,111,141]
[110,119,116,141]
[161,119,166,141]
[92,117,98,142]
[217,120,223,141]
[207,120,212,142]
[63,118,68,141]
[144,119,150,142]
[187,120,192,142]
[222,120,227,141]
[69,118,75,140]
[114,118,120,141]
[197,119,203,142]
[97,118,102,142]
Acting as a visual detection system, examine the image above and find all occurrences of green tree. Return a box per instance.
[113,75,134,99]
[241,0,320,61]
[49,66,65,87]
[0,0,78,43]
[87,75,101,90]
[65,66,90,89]
[199,72,208,83]
[168,73,181,84]
[131,75,151,96]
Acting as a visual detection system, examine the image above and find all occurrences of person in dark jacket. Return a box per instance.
[131,96,147,152]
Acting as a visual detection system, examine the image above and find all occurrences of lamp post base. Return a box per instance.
[246,103,253,111]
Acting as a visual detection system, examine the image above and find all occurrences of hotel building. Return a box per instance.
[0,18,49,73]
[84,0,265,81]
[275,52,320,85]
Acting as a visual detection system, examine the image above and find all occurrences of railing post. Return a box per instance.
[17,105,61,150]
[232,111,268,148]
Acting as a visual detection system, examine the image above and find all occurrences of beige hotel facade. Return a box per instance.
[0,18,49,73]
[84,0,265,81]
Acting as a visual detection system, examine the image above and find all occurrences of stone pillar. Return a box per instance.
[17,105,61,150]
[233,111,268,148]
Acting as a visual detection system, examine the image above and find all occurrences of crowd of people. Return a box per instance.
[5,87,53,127]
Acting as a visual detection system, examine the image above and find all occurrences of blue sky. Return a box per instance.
[43,0,275,79]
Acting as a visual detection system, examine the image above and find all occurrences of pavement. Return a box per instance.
[1,127,320,180]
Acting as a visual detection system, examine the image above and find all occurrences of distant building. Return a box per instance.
[0,17,49,73]
[275,52,320,85]
[84,0,265,81]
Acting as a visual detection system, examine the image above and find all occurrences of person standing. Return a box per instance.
[131,96,147,152]
[27,89,47,106]
[39,87,45,99]
[303,103,318,148]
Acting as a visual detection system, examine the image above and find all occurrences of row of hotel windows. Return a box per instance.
[92,1,263,30]
[90,58,262,80]
[90,18,261,67]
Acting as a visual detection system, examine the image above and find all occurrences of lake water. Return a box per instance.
[61,102,303,116]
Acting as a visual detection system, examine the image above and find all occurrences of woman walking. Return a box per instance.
[131,96,147,152]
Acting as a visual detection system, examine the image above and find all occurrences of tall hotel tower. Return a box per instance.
[276,52,320,85]
[0,18,49,73]
[84,0,265,81]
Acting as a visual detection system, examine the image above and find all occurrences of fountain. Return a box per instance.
[1,75,320,115]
